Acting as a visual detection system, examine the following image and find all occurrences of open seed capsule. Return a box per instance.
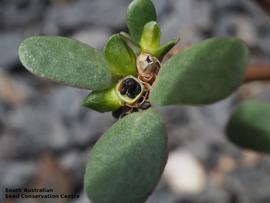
[116,75,144,105]
[137,53,160,75]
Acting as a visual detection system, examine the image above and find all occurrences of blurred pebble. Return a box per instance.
[0,71,26,106]
[0,161,36,202]
[45,0,130,29]
[163,150,206,195]
[72,27,111,49]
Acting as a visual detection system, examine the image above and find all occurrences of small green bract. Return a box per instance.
[18,0,250,202]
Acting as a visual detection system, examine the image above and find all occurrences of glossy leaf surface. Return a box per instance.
[104,34,137,79]
[84,109,167,203]
[226,101,270,153]
[150,37,249,105]
[127,0,156,42]
[19,36,112,90]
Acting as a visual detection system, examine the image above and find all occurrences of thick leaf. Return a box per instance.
[153,38,179,59]
[140,21,161,53]
[150,37,249,105]
[104,34,137,79]
[140,21,178,58]
[226,101,270,153]
[19,36,112,90]
[84,108,167,203]
[127,0,157,42]
[82,85,122,113]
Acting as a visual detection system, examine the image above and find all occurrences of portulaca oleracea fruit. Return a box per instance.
[18,0,250,202]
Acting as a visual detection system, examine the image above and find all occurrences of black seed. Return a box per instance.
[124,78,136,86]
[127,92,137,99]
[146,56,152,63]
[120,86,127,95]
[134,84,141,94]
[128,84,137,93]
[140,101,151,110]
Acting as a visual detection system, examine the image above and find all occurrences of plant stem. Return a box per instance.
[244,64,270,82]
[254,0,270,15]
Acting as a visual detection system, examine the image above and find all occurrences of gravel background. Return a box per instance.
[1,0,270,203]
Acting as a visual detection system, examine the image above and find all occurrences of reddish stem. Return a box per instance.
[244,64,270,82]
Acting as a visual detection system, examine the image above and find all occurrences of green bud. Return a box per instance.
[82,85,123,112]
[140,21,161,53]
[140,21,179,59]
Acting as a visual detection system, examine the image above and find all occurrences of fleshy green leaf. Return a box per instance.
[19,36,112,91]
[127,0,157,42]
[84,108,167,203]
[226,101,270,153]
[150,37,249,105]
[140,21,178,58]
[104,34,137,79]
[82,85,122,113]
[153,38,179,59]
[140,21,161,53]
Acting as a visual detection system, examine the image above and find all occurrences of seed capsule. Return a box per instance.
[117,76,144,102]
[136,53,161,75]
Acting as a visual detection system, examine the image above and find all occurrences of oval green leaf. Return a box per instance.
[127,0,157,42]
[84,108,167,203]
[19,36,112,91]
[226,101,270,153]
[150,37,249,105]
[104,34,137,79]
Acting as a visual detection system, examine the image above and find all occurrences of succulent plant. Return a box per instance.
[18,0,250,202]
[226,101,270,154]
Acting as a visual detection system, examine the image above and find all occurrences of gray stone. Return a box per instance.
[0,161,36,201]
[71,192,92,203]
[152,0,169,18]
[72,27,111,49]
[215,14,257,45]
[160,0,201,44]
[0,32,23,69]
[229,167,270,203]
[147,192,176,203]
[0,105,70,158]
[47,87,115,146]
[59,150,88,186]
[46,0,131,30]
[0,0,47,29]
